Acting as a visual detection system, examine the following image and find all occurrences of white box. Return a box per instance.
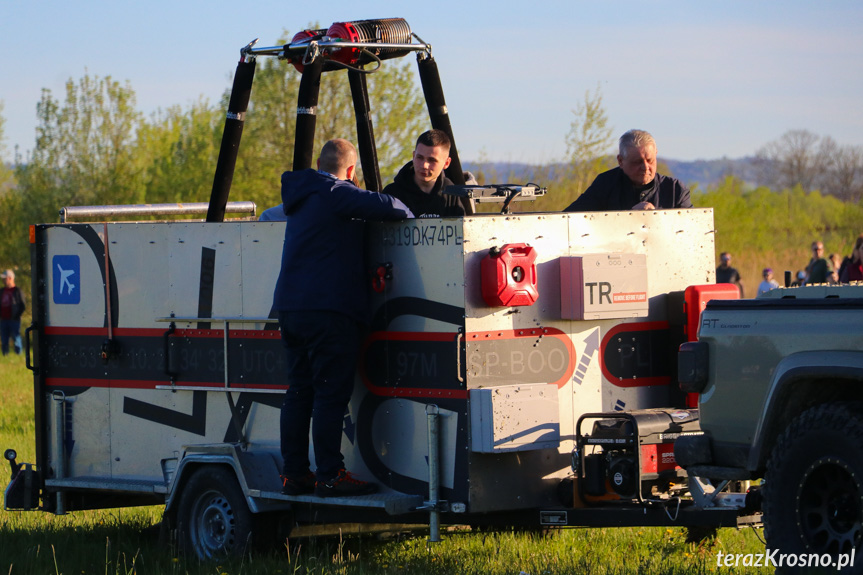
[469,383,560,453]
[560,254,649,320]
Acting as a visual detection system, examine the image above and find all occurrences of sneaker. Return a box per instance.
[281,471,316,495]
[314,469,378,497]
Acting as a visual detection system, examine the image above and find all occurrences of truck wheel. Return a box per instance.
[763,402,863,559]
[177,466,254,560]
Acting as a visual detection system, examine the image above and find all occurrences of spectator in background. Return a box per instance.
[259,204,287,221]
[716,252,743,297]
[828,253,843,284]
[0,269,26,355]
[791,270,807,287]
[839,234,863,283]
[804,241,831,284]
[757,268,779,295]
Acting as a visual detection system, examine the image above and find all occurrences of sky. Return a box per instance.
[2,1,862,165]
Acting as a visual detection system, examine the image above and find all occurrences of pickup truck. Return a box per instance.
[677,283,863,564]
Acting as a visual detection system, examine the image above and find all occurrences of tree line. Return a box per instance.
[1,51,862,297]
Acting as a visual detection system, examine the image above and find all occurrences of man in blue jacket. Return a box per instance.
[564,129,692,212]
[273,138,413,497]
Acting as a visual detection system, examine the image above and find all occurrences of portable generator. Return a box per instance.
[574,409,700,504]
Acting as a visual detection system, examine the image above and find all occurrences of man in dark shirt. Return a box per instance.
[383,129,465,218]
[716,252,743,297]
[564,129,692,212]
[804,241,831,284]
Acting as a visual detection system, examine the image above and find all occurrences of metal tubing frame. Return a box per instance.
[426,404,441,542]
[245,40,430,60]
[207,59,257,223]
[415,54,473,214]
[293,58,324,171]
[51,391,66,514]
[60,202,257,223]
[348,69,382,191]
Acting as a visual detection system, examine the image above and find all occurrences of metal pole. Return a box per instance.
[207,58,257,222]
[293,58,324,171]
[426,404,441,542]
[348,69,382,191]
[52,391,66,515]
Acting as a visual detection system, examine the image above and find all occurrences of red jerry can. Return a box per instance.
[481,243,539,307]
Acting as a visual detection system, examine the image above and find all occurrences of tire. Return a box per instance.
[177,466,255,560]
[763,402,863,565]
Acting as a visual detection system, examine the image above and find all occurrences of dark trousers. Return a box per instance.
[0,319,21,355]
[278,310,360,482]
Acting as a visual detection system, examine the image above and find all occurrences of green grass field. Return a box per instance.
[0,352,773,574]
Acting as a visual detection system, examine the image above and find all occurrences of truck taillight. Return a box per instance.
[29,225,35,244]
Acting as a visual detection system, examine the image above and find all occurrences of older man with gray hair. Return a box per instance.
[564,129,692,212]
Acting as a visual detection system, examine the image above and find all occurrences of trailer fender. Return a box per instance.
[164,445,287,516]
[747,350,863,472]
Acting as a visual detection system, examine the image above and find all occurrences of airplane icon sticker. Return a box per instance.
[53,255,80,304]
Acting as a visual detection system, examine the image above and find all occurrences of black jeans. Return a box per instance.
[278,310,361,482]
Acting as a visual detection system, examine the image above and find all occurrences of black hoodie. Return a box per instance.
[382,162,465,218]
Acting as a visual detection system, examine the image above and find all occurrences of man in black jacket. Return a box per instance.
[564,129,692,212]
[383,130,465,218]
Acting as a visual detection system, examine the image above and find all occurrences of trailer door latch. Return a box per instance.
[101,338,120,363]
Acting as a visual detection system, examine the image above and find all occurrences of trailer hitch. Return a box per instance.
[4,448,20,477]
[3,449,39,511]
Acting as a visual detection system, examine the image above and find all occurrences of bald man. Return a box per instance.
[273,139,412,498]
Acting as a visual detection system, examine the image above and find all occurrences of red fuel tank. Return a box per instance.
[480,243,539,307]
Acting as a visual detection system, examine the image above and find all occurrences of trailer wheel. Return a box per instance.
[763,402,863,560]
[177,466,255,560]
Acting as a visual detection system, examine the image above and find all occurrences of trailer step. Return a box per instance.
[46,477,168,494]
[253,489,423,515]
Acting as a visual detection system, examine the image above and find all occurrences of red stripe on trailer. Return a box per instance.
[43,326,281,339]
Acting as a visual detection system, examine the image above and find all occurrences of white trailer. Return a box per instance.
[4,18,756,559]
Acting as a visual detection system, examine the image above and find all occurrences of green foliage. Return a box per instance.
[562,84,615,195]
[526,86,615,213]
[0,102,23,274]
[25,75,144,207]
[137,100,222,204]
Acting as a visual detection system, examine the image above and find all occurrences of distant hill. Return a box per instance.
[664,157,759,190]
[463,157,760,191]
